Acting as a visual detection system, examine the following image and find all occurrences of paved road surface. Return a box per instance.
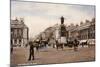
[11,45,95,66]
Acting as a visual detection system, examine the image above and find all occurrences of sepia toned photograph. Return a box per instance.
[10,0,95,66]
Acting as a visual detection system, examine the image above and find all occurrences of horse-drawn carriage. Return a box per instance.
[79,39,95,47]
[55,37,67,50]
[55,37,80,50]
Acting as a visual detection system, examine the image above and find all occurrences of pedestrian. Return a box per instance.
[11,46,13,54]
[28,41,35,61]
[11,40,13,54]
[74,39,79,51]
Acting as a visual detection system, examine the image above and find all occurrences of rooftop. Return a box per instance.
[11,18,28,29]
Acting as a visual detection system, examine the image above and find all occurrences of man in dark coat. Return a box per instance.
[28,41,34,61]
[74,39,79,51]
[11,40,13,54]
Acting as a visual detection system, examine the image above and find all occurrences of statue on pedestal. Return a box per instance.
[60,16,66,36]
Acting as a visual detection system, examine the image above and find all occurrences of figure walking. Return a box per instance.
[11,40,13,54]
[74,39,79,51]
[28,41,34,61]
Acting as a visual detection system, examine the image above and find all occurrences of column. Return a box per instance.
[21,39,24,47]
[87,29,89,39]
[17,39,19,47]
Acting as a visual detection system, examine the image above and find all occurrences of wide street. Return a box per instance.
[11,45,95,66]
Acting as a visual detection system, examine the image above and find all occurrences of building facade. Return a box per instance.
[78,20,90,40]
[11,18,29,47]
[88,18,95,39]
[66,18,95,42]
[66,23,79,41]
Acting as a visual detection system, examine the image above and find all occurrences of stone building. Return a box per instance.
[11,18,29,47]
[66,18,95,42]
[78,20,91,40]
[78,18,95,41]
[70,24,79,40]
[88,18,95,39]
[66,24,79,41]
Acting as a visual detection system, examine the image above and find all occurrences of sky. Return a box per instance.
[11,0,95,38]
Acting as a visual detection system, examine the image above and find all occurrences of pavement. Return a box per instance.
[10,45,95,66]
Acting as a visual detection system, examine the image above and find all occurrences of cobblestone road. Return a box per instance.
[11,45,95,66]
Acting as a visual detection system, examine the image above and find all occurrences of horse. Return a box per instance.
[73,39,79,51]
[55,40,64,50]
[31,40,41,51]
[79,40,88,47]
[67,40,74,48]
[40,40,49,48]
